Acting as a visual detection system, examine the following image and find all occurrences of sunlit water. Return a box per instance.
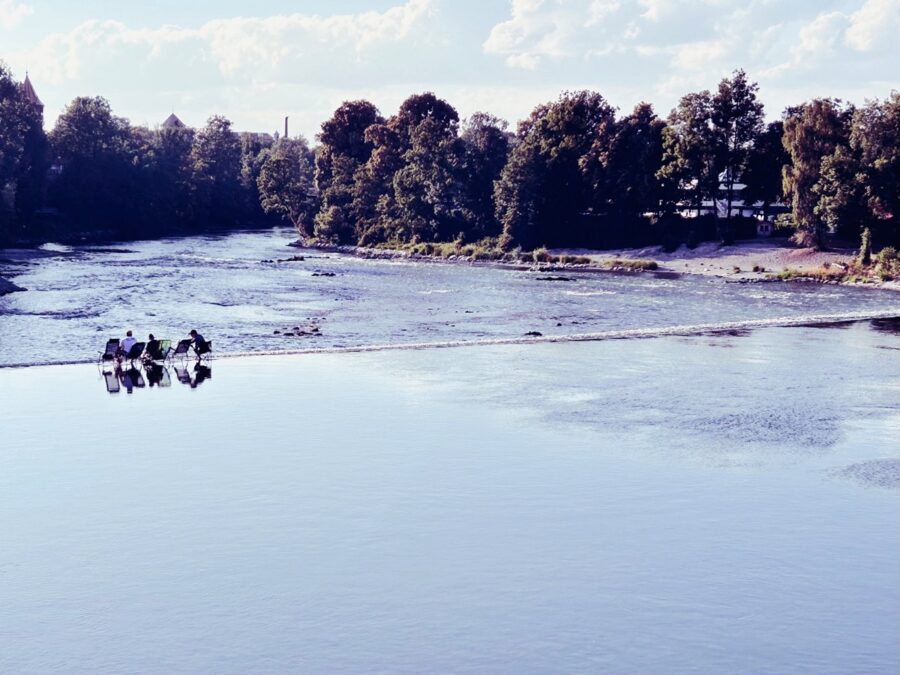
[1,228,899,366]
[1,230,898,673]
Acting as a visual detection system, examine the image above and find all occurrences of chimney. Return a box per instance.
[284,116,289,139]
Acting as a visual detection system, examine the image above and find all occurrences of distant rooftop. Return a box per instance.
[21,73,43,110]
[162,113,187,129]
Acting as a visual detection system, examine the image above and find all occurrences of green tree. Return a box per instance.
[712,69,764,230]
[257,137,318,237]
[461,112,511,238]
[353,92,472,245]
[658,91,717,219]
[191,115,242,228]
[741,120,788,220]
[314,100,383,243]
[782,98,852,248]
[597,102,665,244]
[850,94,899,246]
[48,96,138,235]
[496,90,616,249]
[0,62,46,243]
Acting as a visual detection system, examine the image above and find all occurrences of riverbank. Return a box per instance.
[301,238,900,291]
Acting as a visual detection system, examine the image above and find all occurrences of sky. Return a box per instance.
[2,0,898,139]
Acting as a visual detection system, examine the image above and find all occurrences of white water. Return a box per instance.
[2,228,899,367]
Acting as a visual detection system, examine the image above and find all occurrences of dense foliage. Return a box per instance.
[0,60,897,252]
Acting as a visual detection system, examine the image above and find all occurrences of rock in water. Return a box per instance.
[0,276,25,296]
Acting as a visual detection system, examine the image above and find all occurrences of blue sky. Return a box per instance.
[2,0,898,139]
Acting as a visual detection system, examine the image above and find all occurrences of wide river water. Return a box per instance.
[1,229,899,673]
[1,227,899,366]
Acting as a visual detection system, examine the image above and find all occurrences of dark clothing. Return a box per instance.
[146,339,161,360]
[192,333,209,355]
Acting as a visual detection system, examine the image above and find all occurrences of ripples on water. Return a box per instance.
[1,228,899,367]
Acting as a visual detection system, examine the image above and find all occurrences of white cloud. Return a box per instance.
[483,0,585,68]
[0,0,31,30]
[22,0,434,84]
[845,0,900,50]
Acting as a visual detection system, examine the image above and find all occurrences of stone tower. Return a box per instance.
[21,72,43,115]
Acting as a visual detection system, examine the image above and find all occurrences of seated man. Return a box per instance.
[189,329,210,358]
[118,330,137,359]
[145,333,161,361]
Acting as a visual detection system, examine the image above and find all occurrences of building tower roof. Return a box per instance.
[162,113,187,129]
[22,73,43,109]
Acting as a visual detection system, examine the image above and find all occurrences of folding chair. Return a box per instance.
[98,338,120,366]
[103,370,120,393]
[171,339,193,360]
[124,341,145,364]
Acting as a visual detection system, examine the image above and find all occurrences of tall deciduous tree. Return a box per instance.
[314,100,383,243]
[496,90,616,249]
[191,115,242,228]
[658,91,717,218]
[712,69,764,228]
[461,112,511,238]
[0,62,46,242]
[851,94,899,246]
[257,137,318,237]
[741,120,788,220]
[353,92,472,245]
[782,99,852,248]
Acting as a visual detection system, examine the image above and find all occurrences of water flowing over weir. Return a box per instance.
[2,229,900,367]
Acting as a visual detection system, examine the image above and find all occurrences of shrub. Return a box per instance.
[605,258,658,271]
[532,247,552,263]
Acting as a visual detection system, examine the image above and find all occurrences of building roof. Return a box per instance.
[162,113,187,129]
[21,73,43,108]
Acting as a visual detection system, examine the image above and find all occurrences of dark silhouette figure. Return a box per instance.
[145,362,165,387]
[145,333,161,361]
[191,363,212,388]
[189,329,210,359]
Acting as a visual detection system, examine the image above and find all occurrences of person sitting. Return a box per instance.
[189,329,210,358]
[118,330,137,359]
[145,333,162,361]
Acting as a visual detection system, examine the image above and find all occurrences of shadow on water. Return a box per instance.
[870,317,900,335]
[101,361,211,394]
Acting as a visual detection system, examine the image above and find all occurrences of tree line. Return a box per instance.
[1,62,897,251]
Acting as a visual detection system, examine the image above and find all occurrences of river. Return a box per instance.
[1,229,898,673]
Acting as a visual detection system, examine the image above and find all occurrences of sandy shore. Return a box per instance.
[551,238,900,291]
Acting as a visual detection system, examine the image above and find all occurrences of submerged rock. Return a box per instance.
[0,276,25,295]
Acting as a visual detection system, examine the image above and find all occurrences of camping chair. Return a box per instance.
[98,339,120,366]
[196,340,213,361]
[156,339,172,361]
[124,341,145,364]
[103,370,120,393]
[171,339,193,360]
[174,365,192,384]
[143,339,171,362]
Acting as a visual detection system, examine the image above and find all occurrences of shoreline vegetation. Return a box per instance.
[296,237,900,291]
[1,62,897,292]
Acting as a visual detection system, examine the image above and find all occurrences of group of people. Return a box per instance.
[117,328,210,361]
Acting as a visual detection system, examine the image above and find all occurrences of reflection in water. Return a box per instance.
[871,317,900,335]
[100,361,208,394]
[174,363,212,389]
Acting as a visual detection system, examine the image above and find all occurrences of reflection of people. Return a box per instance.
[191,363,212,388]
[146,333,161,361]
[119,365,134,394]
[189,329,209,358]
[119,330,137,359]
[146,362,164,387]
